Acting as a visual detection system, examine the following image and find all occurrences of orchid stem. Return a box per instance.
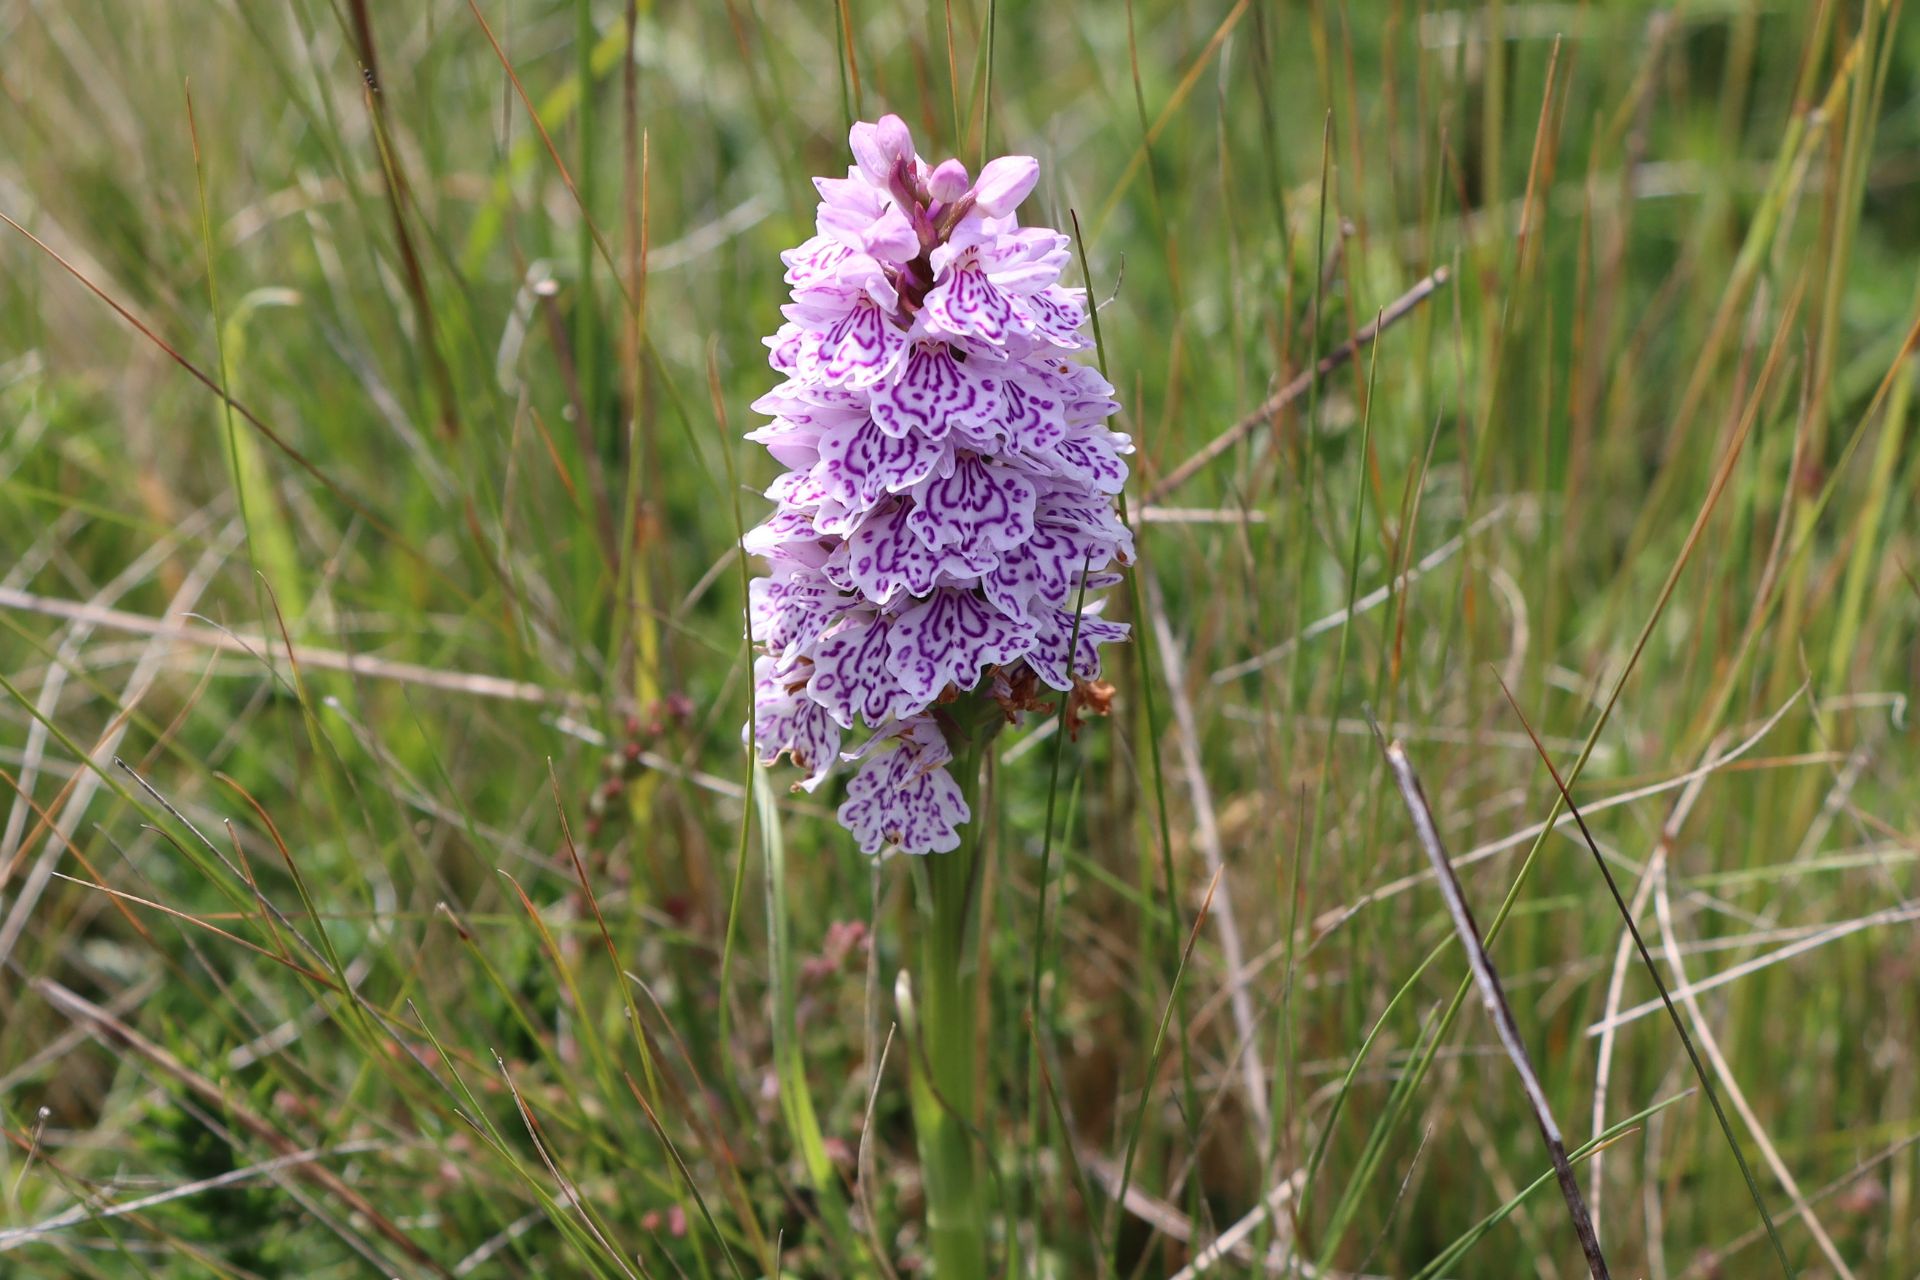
[908,704,997,1276]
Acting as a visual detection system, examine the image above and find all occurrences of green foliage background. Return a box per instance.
[2,2,1918,1276]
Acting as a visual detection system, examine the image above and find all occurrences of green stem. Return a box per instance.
[907,705,998,1277]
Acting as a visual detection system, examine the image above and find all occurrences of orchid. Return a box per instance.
[745,115,1132,855]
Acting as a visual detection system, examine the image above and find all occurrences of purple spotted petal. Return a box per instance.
[807,612,922,729]
[765,323,817,377]
[818,542,855,592]
[750,384,865,425]
[748,571,850,660]
[1025,604,1130,691]
[841,499,946,604]
[743,507,822,558]
[1015,286,1091,350]
[1027,497,1136,565]
[752,658,843,791]
[846,713,951,768]
[836,729,968,855]
[782,234,856,290]
[979,231,1071,294]
[980,370,1067,454]
[1025,426,1130,495]
[767,466,828,507]
[813,298,907,387]
[982,514,1116,617]
[1046,360,1122,423]
[888,587,1035,704]
[868,341,1003,440]
[905,455,1037,553]
[815,414,952,508]
[808,494,865,540]
[797,249,894,309]
[924,261,1026,348]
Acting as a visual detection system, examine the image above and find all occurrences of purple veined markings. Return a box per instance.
[743,112,1132,855]
[765,323,815,376]
[806,493,866,540]
[784,237,871,304]
[887,587,1035,706]
[807,611,923,729]
[818,297,907,386]
[1024,604,1130,692]
[766,466,830,508]
[1048,360,1122,421]
[836,719,969,855]
[981,514,1113,617]
[748,570,850,662]
[924,259,1023,348]
[994,373,1068,454]
[1029,498,1136,565]
[742,507,821,556]
[752,657,843,793]
[815,414,952,509]
[1031,427,1130,496]
[750,381,866,420]
[904,455,1037,553]
[842,498,943,605]
[1015,286,1092,350]
[868,340,1003,440]
[782,233,855,286]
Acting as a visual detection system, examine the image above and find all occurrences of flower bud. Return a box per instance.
[971,155,1039,215]
[848,113,914,186]
[927,158,971,202]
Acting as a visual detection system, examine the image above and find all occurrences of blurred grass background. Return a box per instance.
[2,1,1918,1276]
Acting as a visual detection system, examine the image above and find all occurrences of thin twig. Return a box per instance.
[0,585,583,708]
[1371,722,1610,1280]
[1144,568,1271,1147]
[1165,1169,1306,1279]
[1212,499,1507,682]
[1144,266,1450,503]
[1587,900,1920,1038]
[0,1140,389,1249]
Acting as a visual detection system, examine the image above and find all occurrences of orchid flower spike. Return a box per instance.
[745,114,1132,855]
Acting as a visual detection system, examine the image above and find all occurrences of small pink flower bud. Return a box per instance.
[927,158,971,202]
[848,113,914,186]
[971,155,1039,215]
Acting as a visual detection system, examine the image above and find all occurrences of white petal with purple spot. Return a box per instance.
[904,455,1037,553]
[888,588,1035,704]
[807,613,923,729]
